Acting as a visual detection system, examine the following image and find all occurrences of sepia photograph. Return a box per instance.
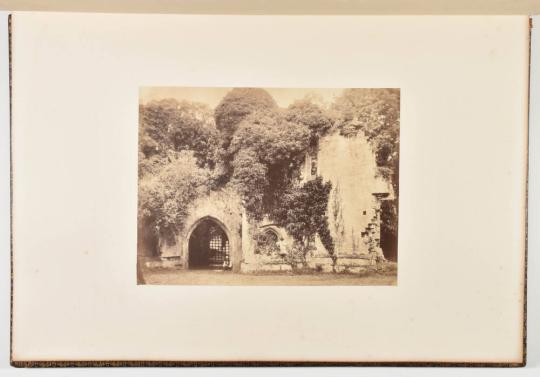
[137,87,399,285]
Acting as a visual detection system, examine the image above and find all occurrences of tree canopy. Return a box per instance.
[214,88,277,147]
[285,99,333,145]
[139,99,221,170]
[138,151,210,242]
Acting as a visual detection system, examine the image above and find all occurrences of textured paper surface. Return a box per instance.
[11,13,528,363]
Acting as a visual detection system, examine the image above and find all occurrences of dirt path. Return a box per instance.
[141,268,397,286]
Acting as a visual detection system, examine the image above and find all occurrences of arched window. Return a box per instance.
[255,229,281,256]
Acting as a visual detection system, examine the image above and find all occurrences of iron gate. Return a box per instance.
[188,220,231,270]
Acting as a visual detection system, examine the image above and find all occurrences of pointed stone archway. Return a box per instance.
[183,215,241,271]
[187,217,231,270]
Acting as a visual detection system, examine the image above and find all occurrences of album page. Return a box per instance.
[10,13,528,364]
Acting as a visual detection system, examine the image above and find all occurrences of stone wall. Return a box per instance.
[146,188,243,271]
[313,131,392,257]
[242,253,375,274]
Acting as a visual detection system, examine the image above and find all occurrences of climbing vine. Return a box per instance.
[270,177,334,268]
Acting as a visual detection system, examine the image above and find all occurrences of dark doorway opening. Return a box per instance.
[380,199,398,262]
[188,218,231,270]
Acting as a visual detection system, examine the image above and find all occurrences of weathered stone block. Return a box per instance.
[337,256,371,267]
[348,266,368,273]
[143,257,182,269]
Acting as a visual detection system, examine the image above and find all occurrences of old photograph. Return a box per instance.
[137,88,399,285]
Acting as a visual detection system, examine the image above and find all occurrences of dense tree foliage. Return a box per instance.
[271,177,334,268]
[230,149,268,216]
[138,151,210,242]
[228,110,310,165]
[226,109,312,217]
[138,99,223,240]
[285,99,333,145]
[214,88,277,147]
[139,99,221,171]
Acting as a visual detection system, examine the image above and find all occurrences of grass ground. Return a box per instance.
[141,263,397,286]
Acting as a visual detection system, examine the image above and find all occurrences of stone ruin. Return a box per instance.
[138,131,394,273]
